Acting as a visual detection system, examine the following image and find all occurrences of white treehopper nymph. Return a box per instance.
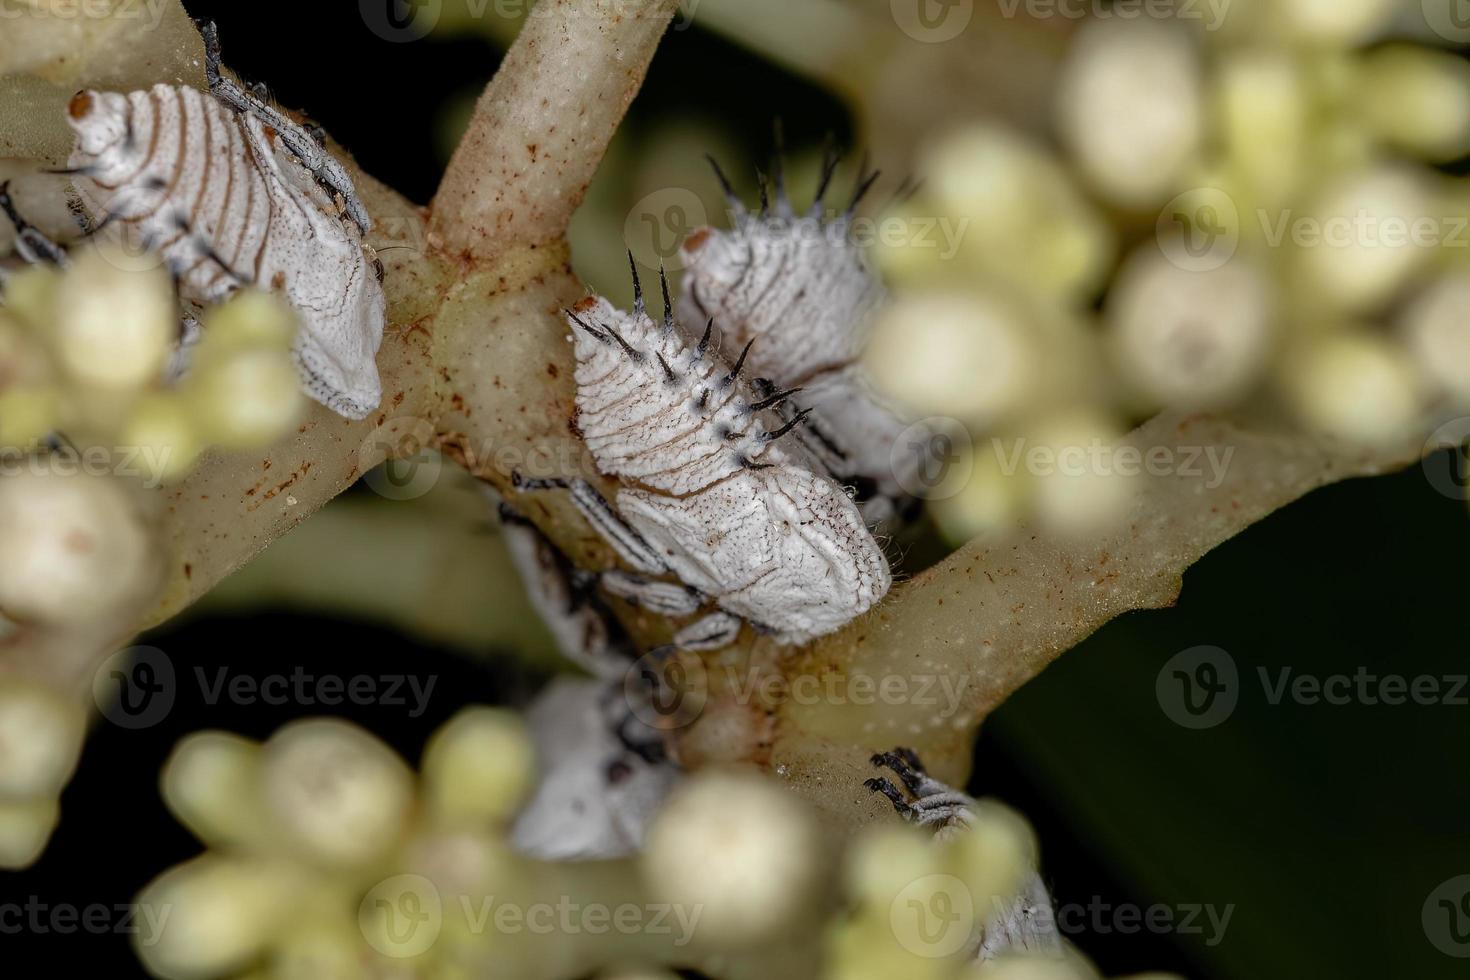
[678,148,932,524]
[60,23,385,420]
[515,261,891,650]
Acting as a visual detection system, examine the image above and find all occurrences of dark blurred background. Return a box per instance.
[7,4,1470,978]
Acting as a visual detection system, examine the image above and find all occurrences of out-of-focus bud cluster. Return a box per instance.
[0,679,87,868]
[0,247,307,869]
[135,710,536,980]
[133,712,1178,980]
[1,245,305,483]
[827,802,1036,980]
[133,713,850,980]
[869,2,1470,539]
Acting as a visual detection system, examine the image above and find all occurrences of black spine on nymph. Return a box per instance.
[762,407,812,443]
[813,137,842,214]
[658,265,675,332]
[600,320,643,361]
[705,154,741,212]
[567,308,610,343]
[755,169,770,217]
[696,318,714,359]
[749,385,803,413]
[627,250,645,317]
[721,338,755,388]
[848,155,881,217]
[656,352,676,383]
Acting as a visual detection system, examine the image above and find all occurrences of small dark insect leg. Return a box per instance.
[865,745,977,832]
[195,20,371,236]
[671,611,743,652]
[511,472,668,576]
[602,569,703,617]
[0,181,68,266]
[870,749,928,796]
[597,680,668,765]
[864,776,916,819]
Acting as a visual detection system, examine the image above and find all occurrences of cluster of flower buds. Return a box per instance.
[867,2,1470,538]
[1,246,305,483]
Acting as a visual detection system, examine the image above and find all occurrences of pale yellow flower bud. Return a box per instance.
[948,799,1036,908]
[0,312,54,385]
[188,347,304,450]
[260,719,414,868]
[160,731,265,848]
[121,393,204,485]
[0,384,61,449]
[644,767,826,945]
[1358,46,1470,161]
[1285,332,1422,446]
[422,706,535,827]
[1216,51,1305,208]
[54,244,175,389]
[133,855,302,980]
[846,824,937,908]
[1026,412,1135,537]
[1402,274,1470,403]
[865,294,1037,425]
[923,126,1113,302]
[1,265,61,329]
[1297,167,1438,314]
[1056,19,1202,207]
[1274,0,1395,45]
[1108,249,1274,410]
[199,289,299,355]
[0,469,155,624]
[0,680,86,800]
[0,796,60,869]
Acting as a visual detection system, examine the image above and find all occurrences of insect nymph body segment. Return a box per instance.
[523,271,890,649]
[679,156,926,523]
[64,73,385,419]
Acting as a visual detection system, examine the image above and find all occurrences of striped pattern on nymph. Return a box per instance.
[64,84,385,420]
[561,265,891,645]
[570,279,817,498]
[678,153,929,524]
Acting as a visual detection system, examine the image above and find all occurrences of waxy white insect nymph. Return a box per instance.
[61,24,385,419]
[517,264,890,650]
[679,151,928,523]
